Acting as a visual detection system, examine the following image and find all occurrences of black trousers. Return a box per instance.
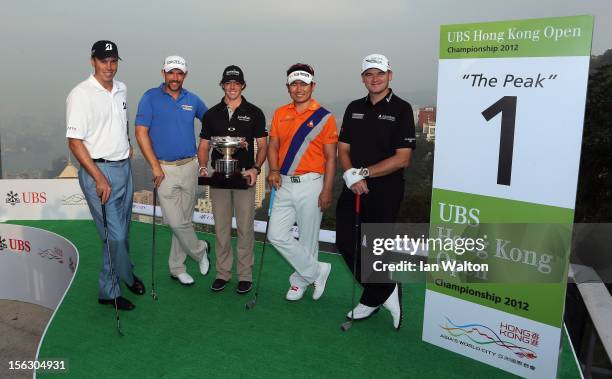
[335,176,404,307]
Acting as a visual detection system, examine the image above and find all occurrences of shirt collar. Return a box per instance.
[222,95,247,109]
[88,74,121,94]
[288,98,320,112]
[364,89,394,106]
[158,83,187,100]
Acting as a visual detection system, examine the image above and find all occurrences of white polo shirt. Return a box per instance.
[66,75,130,160]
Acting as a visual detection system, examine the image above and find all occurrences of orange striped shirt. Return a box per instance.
[269,99,338,175]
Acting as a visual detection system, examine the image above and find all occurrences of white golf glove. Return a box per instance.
[343,168,365,189]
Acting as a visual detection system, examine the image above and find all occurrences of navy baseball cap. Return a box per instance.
[91,40,121,60]
[221,65,245,84]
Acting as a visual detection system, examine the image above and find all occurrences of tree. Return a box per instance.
[575,52,612,222]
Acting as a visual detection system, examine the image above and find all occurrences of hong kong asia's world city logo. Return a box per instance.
[61,193,87,206]
[38,247,64,264]
[6,190,20,206]
[440,317,538,360]
[0,236,7,250]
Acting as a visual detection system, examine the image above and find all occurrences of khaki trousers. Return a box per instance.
[158,158,206,276]
[210,185,256,281]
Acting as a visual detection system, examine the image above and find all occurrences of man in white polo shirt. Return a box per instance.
[66,40,144,311]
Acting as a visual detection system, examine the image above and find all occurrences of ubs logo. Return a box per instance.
[6,191,20,206]
[5,190,47,205]
[0,236,31,252]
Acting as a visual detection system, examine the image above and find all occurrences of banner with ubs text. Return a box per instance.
[421,15,593,378]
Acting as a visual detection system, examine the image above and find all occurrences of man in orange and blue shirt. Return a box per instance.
[267,63,337,301]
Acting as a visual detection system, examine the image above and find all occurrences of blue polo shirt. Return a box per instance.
[135,84,208,161]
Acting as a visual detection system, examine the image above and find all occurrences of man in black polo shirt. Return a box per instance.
[336,54,416,330]
[197,65,267,294]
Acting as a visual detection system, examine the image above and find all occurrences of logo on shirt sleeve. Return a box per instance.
[181,104,193,111]
[351,113,364,119]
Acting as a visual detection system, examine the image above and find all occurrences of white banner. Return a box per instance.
[0,179,90,221]
[0,179,337,244]
[0,223,78,310]
[135,203,336,244]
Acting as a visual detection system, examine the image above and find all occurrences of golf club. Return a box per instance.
[245,187,276,310]
[341,193,361,332]
[151,186,158,300]
[101,202,124,336]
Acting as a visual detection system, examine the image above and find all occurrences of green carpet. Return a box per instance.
[10,220,581,378]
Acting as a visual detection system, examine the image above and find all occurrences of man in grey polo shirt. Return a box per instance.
[135,55,210,286]
[67,40,144,311]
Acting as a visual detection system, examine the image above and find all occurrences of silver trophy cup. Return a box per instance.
[211,136,247,177]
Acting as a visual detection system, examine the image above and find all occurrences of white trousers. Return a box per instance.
[268,173,323,287]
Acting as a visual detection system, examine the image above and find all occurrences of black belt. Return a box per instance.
[93,158,128,163]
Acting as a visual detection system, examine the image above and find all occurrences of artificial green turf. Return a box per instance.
[10,220,581,378]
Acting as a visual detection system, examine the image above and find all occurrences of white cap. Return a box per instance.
[163,55,187,73]
[287,70,314,85]
[361,54,390,73]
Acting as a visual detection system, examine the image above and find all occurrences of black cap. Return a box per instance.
[221,65,245,84]
[91,40,121,60]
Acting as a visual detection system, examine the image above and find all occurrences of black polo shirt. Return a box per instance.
[200,96,267,169]
[339,89,416,180]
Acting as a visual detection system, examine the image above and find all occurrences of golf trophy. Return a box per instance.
[198,136,249,189]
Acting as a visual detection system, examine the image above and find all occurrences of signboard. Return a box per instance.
[0,179,90,221]
[0,223,78,309]
[422,15,593,378]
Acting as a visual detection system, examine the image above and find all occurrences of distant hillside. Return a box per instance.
[590,48,612,72]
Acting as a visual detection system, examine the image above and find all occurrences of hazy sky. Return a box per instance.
[0,0,610,165]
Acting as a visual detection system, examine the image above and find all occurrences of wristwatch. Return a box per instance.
[358,167,370,178]
[253,165,261,175]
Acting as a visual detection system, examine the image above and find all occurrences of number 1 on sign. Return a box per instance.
[482,96,517,186]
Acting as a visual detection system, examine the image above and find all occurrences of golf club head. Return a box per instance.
[245,298,257,310]
[340,320,353,332]
[151,291,158,301]
[117,322,124,337]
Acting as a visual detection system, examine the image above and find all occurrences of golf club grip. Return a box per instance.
[101,204,107,226]
[267,188,276,217]
[355,193,360,215]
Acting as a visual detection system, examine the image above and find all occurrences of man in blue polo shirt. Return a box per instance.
[135,55,210,286]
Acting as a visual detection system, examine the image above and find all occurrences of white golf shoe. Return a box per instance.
[172,272,195,286]
[199,240,210,276]
[346,303,380,320]
[383,284,403,330]
[286,285,306,301]
[312,262,331,300]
